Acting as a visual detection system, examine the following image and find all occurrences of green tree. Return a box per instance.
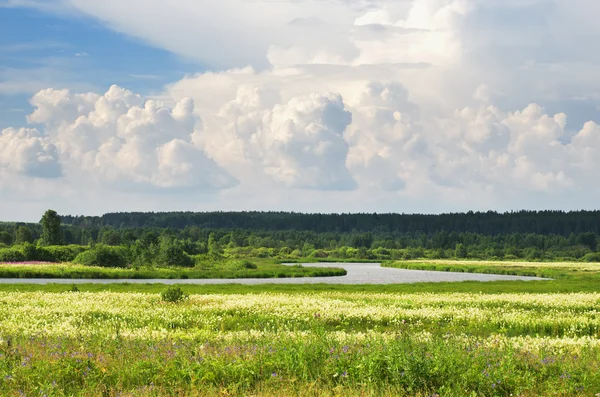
[576,232,597,251]
[14,226,33,244]
[40,210,64,246]
[80,229,94,246]
[100,229,122,246]
[455,243,468,258]
[156,237,194,267]
[207,233,223,260]
[0,231,12,246]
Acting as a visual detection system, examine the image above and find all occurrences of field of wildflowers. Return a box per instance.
[0,291,599,396]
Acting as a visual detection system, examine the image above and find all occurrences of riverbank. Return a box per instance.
[0,261,346,279]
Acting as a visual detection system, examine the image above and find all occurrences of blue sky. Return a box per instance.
[1,0,600,221]
[0,5,197,128]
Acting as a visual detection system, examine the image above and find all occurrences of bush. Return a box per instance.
[582,252,600,262]
[37,245,87,263]
[224,260,258,271]
[160,286,188,303]
[310,250,329,258]
[73,245,129,268]
[372,247,391,259]
[19,243,38,261]
[0,248,26,262]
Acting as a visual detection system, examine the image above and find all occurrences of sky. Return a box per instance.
[1,0,600,221]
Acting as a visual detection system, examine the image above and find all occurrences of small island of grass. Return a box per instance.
[0,260,346,280]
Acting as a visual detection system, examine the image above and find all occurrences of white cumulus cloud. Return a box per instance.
[0,127,62,178]
[2,85,237,191]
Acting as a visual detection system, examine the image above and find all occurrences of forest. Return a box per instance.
[0,210,599,265]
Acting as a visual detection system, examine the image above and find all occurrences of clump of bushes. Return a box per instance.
[0,244,89,263]
[160,286,188,303]
[582,252,600,262]
[37,245,87,262]
[0,248,26,262]
[73,245,129,268]
[224,260,258,271]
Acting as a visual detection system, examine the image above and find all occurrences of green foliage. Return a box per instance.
[224,260,258,271]
[207,232,223,261]
[310,249,329,258]
[278,247,292,257]
[160,286,188,303]
[155,237,194,268]
[73,245,128,268]
[454,243,468,258]
[0,231,13,246]
[36,245,87,263]
[0,248,26,262]
[7,209,600,266]
[99,229,122,246]
[576,232,598,250]
[582,252,600,262]
[14,226,33,244]
[40,209,63,246]
[18,243,37,261]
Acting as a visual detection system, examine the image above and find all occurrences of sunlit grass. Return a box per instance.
[0,261,346,279]
[0,291,599,396]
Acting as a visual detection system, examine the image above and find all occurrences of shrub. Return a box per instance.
[582,252,600,262]
[0,248,26,263]
[37,245,87,263]
[455,244,468,258]
[372,247,391,259]
[224,260,257,271]
[251,247,273,258]
[310,250,329,258]
[160,286,188,303]
[73,245,129,268]
[19,243,38,261]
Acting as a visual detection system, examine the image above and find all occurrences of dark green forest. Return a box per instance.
[60,210,600,235]
[0,210,599,266]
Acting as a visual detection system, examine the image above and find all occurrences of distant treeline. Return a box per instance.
[1,210,600,263]
[60,210,600,236]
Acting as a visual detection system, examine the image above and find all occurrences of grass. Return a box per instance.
[0,261,346,280]
[1,260,600,395]
[0,291,599,396]
[383,259,600,280]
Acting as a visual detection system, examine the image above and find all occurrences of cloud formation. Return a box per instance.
[0,127,62,178]
[203,87,356,190]
[1,85,237,191]
[3,0,600,218]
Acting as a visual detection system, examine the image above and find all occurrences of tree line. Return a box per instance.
[0,209,599,264]
[59,210,600,235]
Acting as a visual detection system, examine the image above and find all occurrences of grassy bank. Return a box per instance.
[0,261,346,280]
[382,259,600,280]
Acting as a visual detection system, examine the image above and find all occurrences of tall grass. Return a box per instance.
[0,262,346,279]
[0,291,599,396]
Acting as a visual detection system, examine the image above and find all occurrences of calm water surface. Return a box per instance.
[0,263,549,285]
